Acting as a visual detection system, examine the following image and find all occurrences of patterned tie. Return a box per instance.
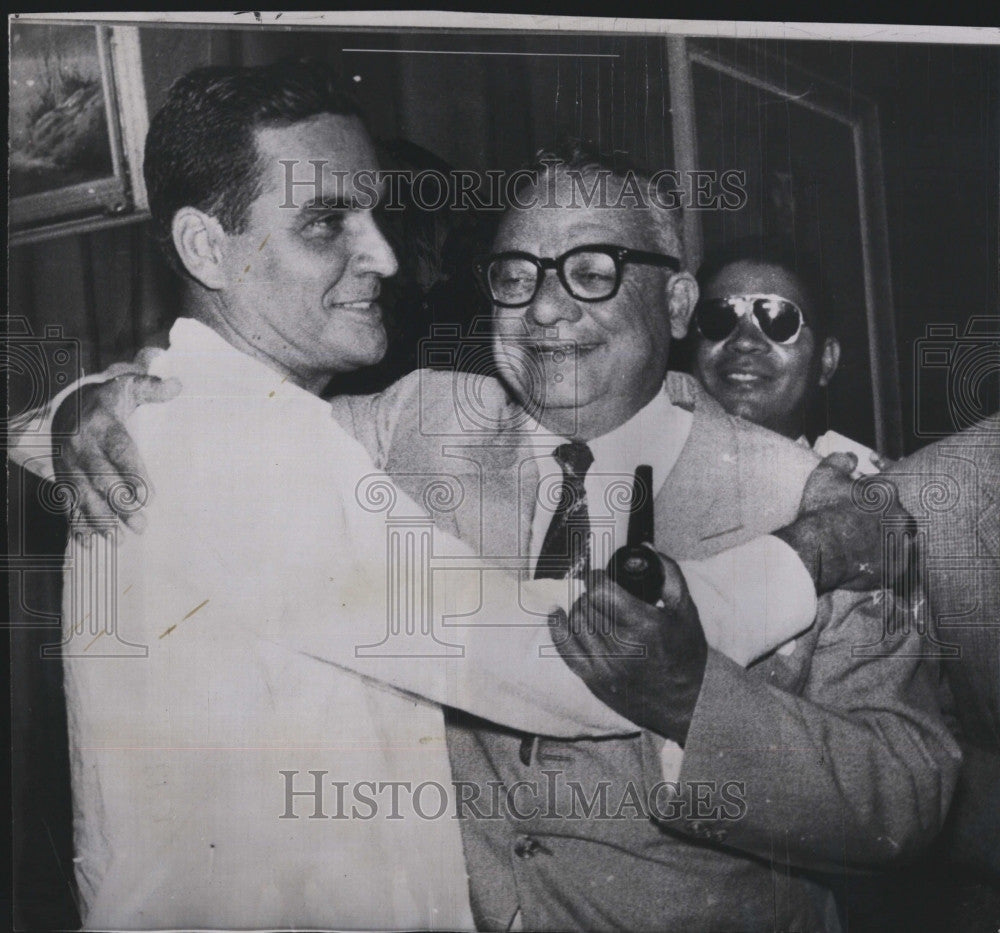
[534,441,595,580]
[521,442,594,767]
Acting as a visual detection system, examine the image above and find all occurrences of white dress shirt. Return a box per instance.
[809,429,882,476]
[61,317,637,931]
[30,323,815,928]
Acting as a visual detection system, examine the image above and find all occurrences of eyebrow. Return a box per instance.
[300,196,353,212]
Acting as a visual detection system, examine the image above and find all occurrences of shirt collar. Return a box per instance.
[523,382,690,472]
[163,317,330,413]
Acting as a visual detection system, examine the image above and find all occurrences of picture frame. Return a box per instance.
[9,22,149,241]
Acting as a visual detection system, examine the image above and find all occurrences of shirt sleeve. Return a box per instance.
[679,534,818,666]
[281,534,643,740]
[669,591,960,869]
[305,525,817,751]
[6,372,111,481]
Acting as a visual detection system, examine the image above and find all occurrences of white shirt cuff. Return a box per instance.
[678,534,817,667]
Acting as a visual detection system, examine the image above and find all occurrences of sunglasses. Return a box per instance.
[694,294,806,345]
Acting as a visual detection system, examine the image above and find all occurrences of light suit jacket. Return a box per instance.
[333,368,960,932]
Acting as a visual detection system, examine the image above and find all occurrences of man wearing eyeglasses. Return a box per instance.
[690,241,881,473]
[16,140,956,931]
[423,146,953,931]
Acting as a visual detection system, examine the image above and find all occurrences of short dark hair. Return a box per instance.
[695,236,836,339]
[144,58,364,270]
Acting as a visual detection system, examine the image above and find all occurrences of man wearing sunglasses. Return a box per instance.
[689,242,1000,928]
[13,139,955,931]
[691,241,881,473]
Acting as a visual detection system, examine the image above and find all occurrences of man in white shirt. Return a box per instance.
[42,61,664,931]
[18,63,871,930]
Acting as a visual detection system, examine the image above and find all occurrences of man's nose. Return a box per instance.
[525,270,583,327]
[353,212,399,278]
[726,314,769,352]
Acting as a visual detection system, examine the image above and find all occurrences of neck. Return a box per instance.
[768,406,809,441]
[185,290,331,396]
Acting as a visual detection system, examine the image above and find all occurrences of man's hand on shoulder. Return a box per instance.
[53,366,182,533]
[775,452,917,593]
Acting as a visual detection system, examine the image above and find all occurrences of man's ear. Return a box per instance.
[817,336,841,387]
[666,272,699,339]
[171,207,229,290]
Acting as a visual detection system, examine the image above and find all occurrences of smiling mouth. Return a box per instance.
[722,370,769,385]
[530,342,601,360]
[330,299,379,311]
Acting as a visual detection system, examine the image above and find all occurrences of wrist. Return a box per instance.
[634,651,707,745]
[775,512,854,594]
[774,513,822,589]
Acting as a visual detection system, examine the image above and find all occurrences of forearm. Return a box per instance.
[670,649,959,870]
[284,567,640,739]
[295,533,818,744]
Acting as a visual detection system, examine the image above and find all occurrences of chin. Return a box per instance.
[328,338,387,372]
[717,394,764,421]
[539,377,602,414]
[357,339,388,366]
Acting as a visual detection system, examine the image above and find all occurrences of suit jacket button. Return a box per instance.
[514,835,541,858]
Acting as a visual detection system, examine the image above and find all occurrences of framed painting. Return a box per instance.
[9,21,149,237]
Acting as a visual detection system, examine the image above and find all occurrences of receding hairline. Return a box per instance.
[509,162,684,258]
[248,112,378,200]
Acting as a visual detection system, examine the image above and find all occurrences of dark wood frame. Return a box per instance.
[10,25,150,245]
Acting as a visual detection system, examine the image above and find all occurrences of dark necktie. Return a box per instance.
[521,441,594,767]
[534,441,595,580]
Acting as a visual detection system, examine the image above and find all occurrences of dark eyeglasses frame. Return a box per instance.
[476,243,681,308]
[694,294,806,346]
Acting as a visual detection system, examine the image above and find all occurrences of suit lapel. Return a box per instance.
[475,441,537,570]
[443,393,538,572]
[656,380,744,555]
